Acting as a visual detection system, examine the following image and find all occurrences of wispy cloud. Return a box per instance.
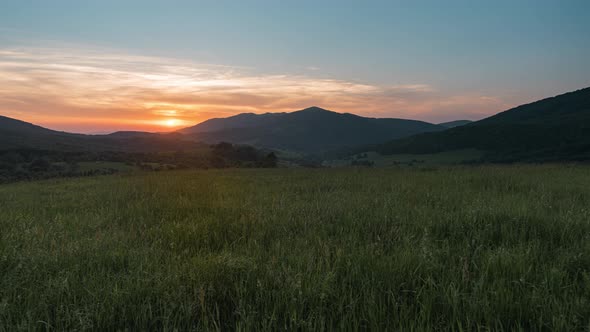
[0,46,508,132]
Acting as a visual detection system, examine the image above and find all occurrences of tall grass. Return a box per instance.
[1,165,590,330]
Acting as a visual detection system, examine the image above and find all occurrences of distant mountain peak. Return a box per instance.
[291,107,345,118]
[178,106,443,153]
[299,106,331,113]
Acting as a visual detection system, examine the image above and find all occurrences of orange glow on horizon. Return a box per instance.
[0,47,509,133]
[161,118,184,128]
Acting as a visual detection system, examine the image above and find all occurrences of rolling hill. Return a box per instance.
[374,87,590,162]
[180,107,444,154]
[0,115,202,152]
[0,115,85,151]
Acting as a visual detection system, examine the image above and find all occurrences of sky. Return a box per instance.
[1,0,589,133]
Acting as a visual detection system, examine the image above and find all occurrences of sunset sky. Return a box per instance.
[1,0,589,133]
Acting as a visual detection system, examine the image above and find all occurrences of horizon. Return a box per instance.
[2,104,471,135]
[1,1,589,133]
[0,91,582,135]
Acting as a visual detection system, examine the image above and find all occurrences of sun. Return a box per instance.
[162,118,181,128]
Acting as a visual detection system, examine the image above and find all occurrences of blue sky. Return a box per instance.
[1,0,589,132]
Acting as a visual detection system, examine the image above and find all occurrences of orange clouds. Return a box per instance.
[0,47,509,133]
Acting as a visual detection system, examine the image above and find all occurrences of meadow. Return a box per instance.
[1,166,590,330]
[326,149,483,167]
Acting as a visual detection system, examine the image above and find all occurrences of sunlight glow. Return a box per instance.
[162,118,182,128]
[0,47,509,132]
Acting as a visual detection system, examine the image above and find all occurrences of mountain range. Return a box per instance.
[179,107,445,153]
[0,107,452,154]
[1,87,589,162]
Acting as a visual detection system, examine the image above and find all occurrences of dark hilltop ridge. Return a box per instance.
[179,106,444,153]
[373,87,590,162]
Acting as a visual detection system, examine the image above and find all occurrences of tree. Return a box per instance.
[263,152,278,168]
[29,158,51,172]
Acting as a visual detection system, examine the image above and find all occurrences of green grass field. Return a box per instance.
[326,149,484,167]
[1,166,590,330]
[76,161,136,172]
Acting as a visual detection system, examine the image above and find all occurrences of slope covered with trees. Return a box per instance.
[375,87,590,162]
[180,107,444,154]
